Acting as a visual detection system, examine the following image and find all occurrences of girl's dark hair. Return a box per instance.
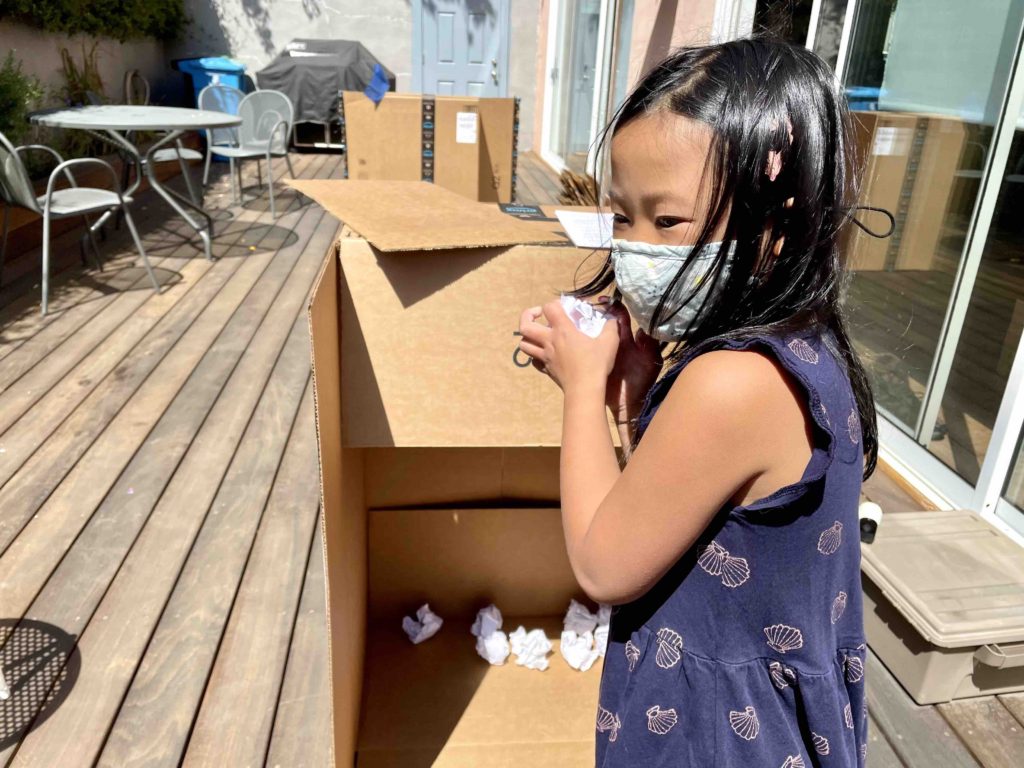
[573,38,878,479]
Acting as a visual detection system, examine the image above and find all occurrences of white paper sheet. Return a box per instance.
[560,295,609,338]
[509,626,553,671]
[456,112,479,144]
[555,210,614,249]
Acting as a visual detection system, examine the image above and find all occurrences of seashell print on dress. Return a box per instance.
[646,705,678,735]
[729,706,760,740]
[848,408,860,444]
[764,623,804,654]
[812,732,830,755]
[860,743,867,760]
[817,521,843,555]
[655,627,684,669]
[831,591,848,624]
[597,706,622,742]
[787,338,819,364]
[844,703,854,729]
[697,540,751,588]
[768,660,797,689]
[845,652,865,683]
[697,541,728,576]
[781,756,806,768]
[625,640,640,672]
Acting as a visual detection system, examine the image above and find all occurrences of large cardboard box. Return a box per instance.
[846,111,967,271]
[340,92,519,204]
[296,180,617,765]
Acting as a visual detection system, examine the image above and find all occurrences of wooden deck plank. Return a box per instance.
[0,153,316,381]
[97,321,313,767]
[182,387,321,768]
[265,514,334,768]
[0,171,210,351]
[0,155,333,556]
[0,255,213,434]
[0,161,313,492]
[938,697,1024,768]
[865,650,980,768]
[867,712,905,767]
[3,203,334,766]
[998,693,1024,729]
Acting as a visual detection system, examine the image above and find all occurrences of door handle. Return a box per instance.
[491,69,499,84]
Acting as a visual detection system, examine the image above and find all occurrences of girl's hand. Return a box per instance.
[518,300,620,395]
[598,298,664,424]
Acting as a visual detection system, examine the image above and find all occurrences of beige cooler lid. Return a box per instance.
[861,509,1024,647]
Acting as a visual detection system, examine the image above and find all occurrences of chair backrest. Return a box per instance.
[0,133,41,213]
[123,69,151,105]
[238,90,293,153]
[198,83,245,145]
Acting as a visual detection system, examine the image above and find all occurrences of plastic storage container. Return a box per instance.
[861,509,1024,704]
[173,57,246,107]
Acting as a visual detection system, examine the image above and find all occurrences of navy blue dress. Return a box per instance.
[596,330,868,768]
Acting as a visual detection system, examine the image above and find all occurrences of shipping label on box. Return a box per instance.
[456,111,479,144]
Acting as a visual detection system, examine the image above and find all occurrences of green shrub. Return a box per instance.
[1,0,187,42]
[0,51,43,145]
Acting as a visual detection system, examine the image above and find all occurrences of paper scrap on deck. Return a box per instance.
[402,603,443,644]
[555,209,614,249]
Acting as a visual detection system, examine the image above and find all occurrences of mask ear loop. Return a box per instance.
[846,205,896,239]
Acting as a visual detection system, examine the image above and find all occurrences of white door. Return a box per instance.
[414,0,510,96]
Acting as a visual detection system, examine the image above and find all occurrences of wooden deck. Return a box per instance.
[0,149,1021,767]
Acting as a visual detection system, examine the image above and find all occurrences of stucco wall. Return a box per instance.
[171,0,539,150]
[0,21,170,106]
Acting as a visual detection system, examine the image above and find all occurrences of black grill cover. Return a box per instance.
[256,39,396,123]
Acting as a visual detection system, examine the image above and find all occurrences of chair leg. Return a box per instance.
[0,203,9,289]
[256,159,262,190]
[266,156,276,218]
[229,157,239,204]
[203,150,213,186]
[285,152,296,178]
[81,216,103,271]
[236,159,245,204]
[121,205,160,293]
[41,212,51,316]
[177,143,201,205]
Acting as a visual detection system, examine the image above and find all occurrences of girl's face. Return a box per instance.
[608,111,728,246]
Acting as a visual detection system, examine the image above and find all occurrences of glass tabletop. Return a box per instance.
[30,105,242,131]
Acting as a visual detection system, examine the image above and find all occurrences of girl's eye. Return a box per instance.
[612,213,630,227]
[655,216,688,229]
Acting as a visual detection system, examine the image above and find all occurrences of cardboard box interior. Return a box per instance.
[846,110,968,272]
[341,92,519,204]
[305,182,615,765]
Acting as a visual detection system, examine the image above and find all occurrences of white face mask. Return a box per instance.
[610,239,737,342]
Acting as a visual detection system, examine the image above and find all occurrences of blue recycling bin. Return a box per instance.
[173,57,246,107]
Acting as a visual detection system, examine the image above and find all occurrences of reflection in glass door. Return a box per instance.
[842,0,1024,439]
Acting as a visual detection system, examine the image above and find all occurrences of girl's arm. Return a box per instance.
[519,301,812,605]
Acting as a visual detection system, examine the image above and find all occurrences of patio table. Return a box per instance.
[31,105,242,260]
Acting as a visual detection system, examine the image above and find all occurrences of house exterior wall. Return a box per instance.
[172,0,540,150]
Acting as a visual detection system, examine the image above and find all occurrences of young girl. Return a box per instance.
[518,39,876,767]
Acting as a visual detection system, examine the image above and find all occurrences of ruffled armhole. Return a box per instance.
[635,332,842,514]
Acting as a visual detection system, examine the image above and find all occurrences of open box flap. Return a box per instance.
[285,180,570,252]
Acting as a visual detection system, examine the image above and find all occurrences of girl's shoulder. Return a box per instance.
[637,327,847,440]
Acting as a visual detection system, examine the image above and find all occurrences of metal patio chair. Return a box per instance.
[0,132,159,315]
[209,89,295,217]
[197,83,244,187]
[119,70,204,207]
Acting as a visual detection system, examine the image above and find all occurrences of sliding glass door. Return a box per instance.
[836,0,1024,538]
